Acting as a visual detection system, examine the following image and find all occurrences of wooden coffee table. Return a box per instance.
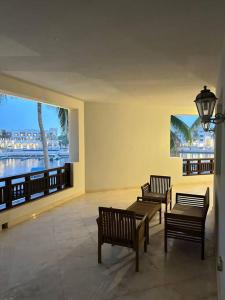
[127,197,162,243]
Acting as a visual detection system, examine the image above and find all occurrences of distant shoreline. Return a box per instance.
[0,149,69,159]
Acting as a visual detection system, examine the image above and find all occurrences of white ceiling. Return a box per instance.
[0,0,225,104]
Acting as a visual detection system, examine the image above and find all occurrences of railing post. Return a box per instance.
[198,159,201,175]
[65,163,73,187]
[183,160,186,175]
[44,171,49,196]
[210,159,214,174]
[57,168,62,191]
[25,175,31,202]
[186,160,190,176]
[5,179,12,209]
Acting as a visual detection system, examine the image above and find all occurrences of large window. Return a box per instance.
[0,93,69,177]
[170,115,214,158]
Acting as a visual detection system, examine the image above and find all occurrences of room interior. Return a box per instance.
[0,1,225,299]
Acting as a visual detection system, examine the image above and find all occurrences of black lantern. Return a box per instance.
[194,86,225,131]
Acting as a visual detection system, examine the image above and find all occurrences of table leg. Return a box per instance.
[159,208,162,224]
[145,217,150,244]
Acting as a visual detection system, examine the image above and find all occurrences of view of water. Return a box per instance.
[0,158,69,178]
[180,153,214,159]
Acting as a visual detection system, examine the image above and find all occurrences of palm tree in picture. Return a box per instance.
[0,94,7,147]
[170,115,192,156]
[57,107,69,148]
[37,102,49,169]
[58,107,68,134]
[189,117,202,140]
[170,131,181,156]
[37,105,69,169]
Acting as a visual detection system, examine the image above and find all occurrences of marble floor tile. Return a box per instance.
[0,182,217,300]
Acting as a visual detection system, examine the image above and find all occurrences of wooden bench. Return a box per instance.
[164,188,209,259]
[97,207,148,272]
[141,175,172,212]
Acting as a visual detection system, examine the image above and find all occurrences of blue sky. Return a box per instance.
[0,95,63,133]
[0,95,197,133]
[176,115,198,127]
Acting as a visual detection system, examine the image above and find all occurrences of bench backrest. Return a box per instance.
[176,187,210,211]
[98,207,136,247]
[150,175,171,194]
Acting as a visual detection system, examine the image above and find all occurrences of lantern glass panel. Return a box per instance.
[203,101,209,116]
[202,121,210,132]
[209,98,216,117]
[196,101,203,118]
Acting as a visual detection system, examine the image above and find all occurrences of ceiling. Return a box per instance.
[0,0,225,105]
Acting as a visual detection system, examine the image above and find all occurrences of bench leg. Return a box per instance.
[164,231,167,253]
[201,233,205,260]
[159,208,162,224]
[135,247,139,272]
[144,238,147,253]
[145,218,150,244]
[98,242,102,264]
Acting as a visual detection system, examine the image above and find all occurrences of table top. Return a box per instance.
[127,200,161,220]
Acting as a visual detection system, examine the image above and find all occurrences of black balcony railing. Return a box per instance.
[183,158,214,176]
[0,163,72,212]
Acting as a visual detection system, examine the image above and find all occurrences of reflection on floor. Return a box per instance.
[0,181,217,300]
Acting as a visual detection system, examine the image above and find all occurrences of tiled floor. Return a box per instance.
[0,182,217,300]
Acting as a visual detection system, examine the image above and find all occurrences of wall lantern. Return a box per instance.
[194,85,225,132]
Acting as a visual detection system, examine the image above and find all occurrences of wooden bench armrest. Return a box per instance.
[166,186,172,204]
[141,182,150,195]
[136,213,147,224]
[136,216,147,242]
[137,196,143,202]
[204,187,210,212]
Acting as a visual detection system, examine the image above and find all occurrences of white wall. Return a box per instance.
[85,101,213,192]
[215,49,225,300]
[0,74,85,227]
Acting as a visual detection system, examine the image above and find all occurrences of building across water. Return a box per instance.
[0,128,60,150]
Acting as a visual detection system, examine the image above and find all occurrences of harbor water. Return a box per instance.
[0,157,69,178]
